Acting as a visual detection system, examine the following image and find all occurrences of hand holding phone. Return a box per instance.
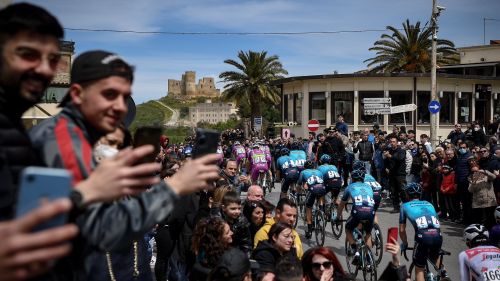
[387,227,398,244]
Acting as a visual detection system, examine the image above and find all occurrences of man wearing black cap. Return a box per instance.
[29,50,221,279]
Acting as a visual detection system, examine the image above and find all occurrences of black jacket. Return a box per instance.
[387,147,406,176]
[354,141,374,161]
[447,130,466,145]
[251,240,297,273]
[0,87,41,220]
[222,213,252,254]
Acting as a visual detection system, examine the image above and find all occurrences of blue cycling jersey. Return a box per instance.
[277,155,295,172]
[341,182,375,209]
[317,164,342,182]
[364,174,382,192]
[298,169,324,187]
[399,200,441,232]
[290,150,307,169]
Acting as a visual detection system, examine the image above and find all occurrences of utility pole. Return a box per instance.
[430,0,443,149]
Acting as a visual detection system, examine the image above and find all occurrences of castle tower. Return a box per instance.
[183,71,196,97]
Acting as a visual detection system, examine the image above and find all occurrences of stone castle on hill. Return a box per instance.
[168,71,220,98]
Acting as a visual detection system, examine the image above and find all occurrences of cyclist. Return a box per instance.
[336,168,375,264]
[490,206,500,247]
[259,140,274,184]
[298,160,326,239]
[459,224,500,281]
[277,148,300,199]
[399,182,445,281]
[248,143,270,184]
[364,171,382,224]
[290,141,307,171]
[182,143,193,159]
[317,154,343,210]
[232,141,247,172]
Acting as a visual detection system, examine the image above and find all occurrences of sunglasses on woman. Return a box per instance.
[312,261,333,270]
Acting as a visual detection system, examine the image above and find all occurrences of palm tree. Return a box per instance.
[364,19,458,73]
[219,50,288,129]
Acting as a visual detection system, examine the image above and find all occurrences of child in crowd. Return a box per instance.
[440,165,458,221]
[221,191,253,254]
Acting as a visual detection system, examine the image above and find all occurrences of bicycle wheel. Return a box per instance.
[362,247,377,281]
[371,223,383,265]
[345,238,359,277]
[314,210,326,246]
[330,206,343,239]
[298,190,307,223]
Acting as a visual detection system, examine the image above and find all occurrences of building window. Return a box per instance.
[283,96,288,122]
[287,95,294,122]
[458,92,472,123]
[309,92,326,124]
[417,91,430,124]
[295,94,302,125]
[331,91,354,124]
[359,91,384,125]
[389,91,412,124]
[440,91,454,124]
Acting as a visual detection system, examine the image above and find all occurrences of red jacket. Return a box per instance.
[440,172,457,194]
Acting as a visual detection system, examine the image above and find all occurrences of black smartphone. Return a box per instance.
[133,126,163,164]
[192,128,220,159]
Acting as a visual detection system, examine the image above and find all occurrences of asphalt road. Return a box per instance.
[264,183,466,281]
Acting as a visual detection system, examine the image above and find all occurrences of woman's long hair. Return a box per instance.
[302,247,346,281]
[192,217,231,268]
[243,200,267,235]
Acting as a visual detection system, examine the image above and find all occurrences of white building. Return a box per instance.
[189,100,238,125]
[276,43,500,139]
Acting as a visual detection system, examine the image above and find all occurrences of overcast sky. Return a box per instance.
[20,0,500,103]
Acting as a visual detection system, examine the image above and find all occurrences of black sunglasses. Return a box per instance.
[312,261,332,270]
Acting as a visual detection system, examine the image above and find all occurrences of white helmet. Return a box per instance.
[495,206,500,223]
[234,141,240,145]
[464,224,489,245]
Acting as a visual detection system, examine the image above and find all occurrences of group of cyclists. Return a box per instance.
[203,133,500,281]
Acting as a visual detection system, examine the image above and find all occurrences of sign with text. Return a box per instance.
[390,104,417,114]
[363,98,391,104]
[364,108,391,115]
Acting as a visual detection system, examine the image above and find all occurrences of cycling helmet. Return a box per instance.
[291,142,300,150]
[304,160,314,169]
[319,154,331,165]
[463,224,489,246]
[404,182,422,197]
[351,169,365,181]
[495,206,500,223]
[352,160,365,171]
[252,143,260,148]
[280,148,290,156]
[234,141,240,145]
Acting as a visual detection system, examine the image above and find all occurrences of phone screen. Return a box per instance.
[387,227,398,244]
[133,126,162,164]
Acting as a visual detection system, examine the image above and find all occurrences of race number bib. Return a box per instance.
[415,216,440,229]
[327,170,341,178]
[306,175,324,185]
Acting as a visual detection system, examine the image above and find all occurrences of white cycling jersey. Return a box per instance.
[459,245,500,281]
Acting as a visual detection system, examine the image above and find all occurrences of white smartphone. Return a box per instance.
[16,167,72,231]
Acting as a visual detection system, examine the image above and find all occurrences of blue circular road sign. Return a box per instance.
[428,100,441,114]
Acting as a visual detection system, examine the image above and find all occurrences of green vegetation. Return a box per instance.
[364,19,458,73]
[219,50,287,129]
[197,117,242,132]
[164,126,193,144]
[129,101,172,133]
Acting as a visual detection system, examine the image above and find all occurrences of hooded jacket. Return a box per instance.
[29,104,179,281]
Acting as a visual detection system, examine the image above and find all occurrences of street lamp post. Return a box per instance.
[430,0,444,149]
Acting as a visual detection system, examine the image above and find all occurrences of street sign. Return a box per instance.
[428,100,441,114]
[364,104,391,109]
[307,119,320,132]
[282,128,291,140]
[254,116,262,130]
[364,108,392,115]
[391,104,417,114]
[363,98,391,104]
